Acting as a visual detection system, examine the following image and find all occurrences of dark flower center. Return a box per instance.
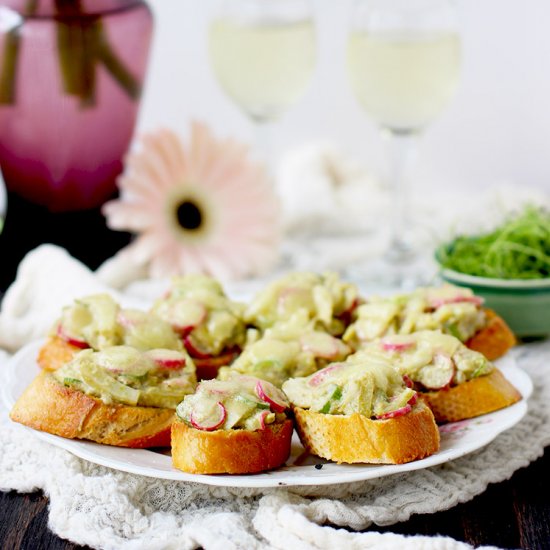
[176,200,203,231]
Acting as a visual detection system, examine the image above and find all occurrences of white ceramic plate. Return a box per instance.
[1,341,533,488]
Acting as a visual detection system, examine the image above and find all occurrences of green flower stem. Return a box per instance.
[96,24,141,101]
[0,0,142,107]
[0,28,21,104]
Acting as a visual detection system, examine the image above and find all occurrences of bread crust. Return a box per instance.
[467,309,516,361]
[421,368,522,424]
[293,401,440,465]
[171,418,293,474]
[37,336,81,372]
[10,372,174,448]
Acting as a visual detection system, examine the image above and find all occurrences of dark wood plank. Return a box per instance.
[0,491,90,550]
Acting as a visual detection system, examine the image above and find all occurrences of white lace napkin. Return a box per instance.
[1,245,549,549]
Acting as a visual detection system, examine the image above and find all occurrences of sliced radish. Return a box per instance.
[416,354,455,390]
[308,363,345,387]
[376,403,412,420]
[184,336,212,359]
[190,402,226,431]
[57,324,89,349]
[337,297,360,326]
[193,349,239,369]
[300,332,339,359]
[146,349,187,370]
[277,287,311,315]
[381,338,415,352]
[430,295,484,308]
[177,325,195,338]
[258,410,270,430]
[407,392,419,406]
[255,380,289,413]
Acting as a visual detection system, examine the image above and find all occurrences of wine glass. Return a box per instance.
[346,0,460,288]
[208,0,316,175]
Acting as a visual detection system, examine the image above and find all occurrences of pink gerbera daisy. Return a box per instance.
[103,123,281,279]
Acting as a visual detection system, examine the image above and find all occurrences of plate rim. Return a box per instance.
[1,340,533,488]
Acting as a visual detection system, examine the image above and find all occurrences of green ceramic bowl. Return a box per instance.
[438,268,550,338]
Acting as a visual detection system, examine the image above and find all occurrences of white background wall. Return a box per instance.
[139,0,550,194]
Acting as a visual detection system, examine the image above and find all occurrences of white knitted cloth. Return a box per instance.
[0,247,549,549]
[1,341,549,550]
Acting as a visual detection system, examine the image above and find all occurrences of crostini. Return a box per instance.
[39,294,183,371]
[283,359,440,464]
[350,330,522,423]
[171,375,293,474]
[152,275,246,380]
[343,284,515,360]
[11,346,196,447]
[244,271,360,336]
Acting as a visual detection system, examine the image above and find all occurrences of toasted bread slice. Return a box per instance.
[466,309,516,361]
[171,418,293,474]
[10,372,174,448]
[37,336,82,372]
[293,401,439,465]
[421,368,522,424]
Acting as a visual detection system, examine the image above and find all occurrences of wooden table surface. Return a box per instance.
[1,448,549,549]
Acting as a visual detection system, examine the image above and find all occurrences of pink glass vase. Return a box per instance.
[0,0,153,212]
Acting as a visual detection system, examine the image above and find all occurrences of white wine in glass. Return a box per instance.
[208,0,316,168]
[347,0,460,287]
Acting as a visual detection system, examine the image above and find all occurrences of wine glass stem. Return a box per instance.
[255,119,275,181]
[382,129,418,263]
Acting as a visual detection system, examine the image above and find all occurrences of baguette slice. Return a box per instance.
[466,309,516,361]
[37,336,82,372]
[293,401,440,465]
[10,372,174,448]
[171,418,293,474]
[421,368,522,424]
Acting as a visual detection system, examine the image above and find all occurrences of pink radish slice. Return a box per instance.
[184,336,212,359]
[417,354,455,390]
[116,312,135,328]
[193,349,239,369]
[430,295,484,308]
[258,410,270,430]
[403,374,414,388]
[337,298,360,325]
[177,325,195,338]
[407,392,419,406]
[255,381,288,413]
[308,363,345,387]
[300,333,339,359]
[190,402,226,431]
[146,349,187,369]
[381,340,415,352]
[57,324,89,349]
[376,403,412,420]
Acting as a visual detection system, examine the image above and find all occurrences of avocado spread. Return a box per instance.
[244,271,359,336]
[57,294,182,351]
[53,346,196,408]
[219,310,351,387]
[343,284,486,347]
[351,330,493,388]
[176,375,289,431]
[282,359,417,418]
